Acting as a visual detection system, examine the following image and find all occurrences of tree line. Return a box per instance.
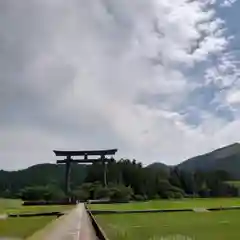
[0,159,238,201]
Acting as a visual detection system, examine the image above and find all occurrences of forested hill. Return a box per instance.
[0,163,87,196]
[148,143,240,179]
[146,162,171,174]
[0,142,240,199]
[178,143,240,179]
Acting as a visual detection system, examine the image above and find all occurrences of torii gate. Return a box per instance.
[53,149,117,195]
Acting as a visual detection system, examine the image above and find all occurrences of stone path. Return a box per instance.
[0,239,21,240]
[193,208,209,212]
[0,214,7,220]
[28,204,97,240]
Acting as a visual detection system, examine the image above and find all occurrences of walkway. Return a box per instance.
[28,204,97,240]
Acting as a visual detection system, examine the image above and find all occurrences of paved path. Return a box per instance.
[29,204,97,240]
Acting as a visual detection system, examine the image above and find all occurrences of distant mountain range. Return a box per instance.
[1,142,240,194]
[150,143,240,179]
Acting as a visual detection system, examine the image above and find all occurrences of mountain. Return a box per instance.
[178,143,240,179]
[1,142,240,197]
[147,162,170,172]
[0,163,88,195]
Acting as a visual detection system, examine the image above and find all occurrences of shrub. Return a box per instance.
[109,185,133,202]
[153,194,160,199]
[161,191,175,199]
[170,186,185,195]
[134,194,145,201]
[173,192,183,199]
[71,189,89,201]
[94,187,111,200]
[19,185,65,201]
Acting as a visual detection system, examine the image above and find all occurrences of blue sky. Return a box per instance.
[0,0,240,169]
[181,0,240,127]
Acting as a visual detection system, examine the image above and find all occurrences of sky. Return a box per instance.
[1,0,240,170]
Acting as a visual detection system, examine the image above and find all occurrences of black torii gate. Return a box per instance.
[53,149,118,195]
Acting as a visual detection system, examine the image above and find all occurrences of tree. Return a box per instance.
[94,186,111,199]
[20,186,48,201]
[19,185,65,201]
[109,185,133,202]
[169,168,182,189]
[71,189,90,201]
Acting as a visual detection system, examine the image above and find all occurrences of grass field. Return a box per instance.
[0,216,55,239]
[92,198,240,240]
[89,198,240,211]
[0,198,73,214]
[0,198,22,213]
[0,199,74,239]
[96,211,240,240]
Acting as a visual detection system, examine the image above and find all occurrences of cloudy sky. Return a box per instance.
[1,0,240,170]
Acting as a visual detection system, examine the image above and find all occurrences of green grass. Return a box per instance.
[0,199,75,238]
[0,216,54,239]
[0,198,73,214]
[0,198,22,213]
[92,199,240,240]
[7,204,73,215]
[96,211,240,240]
[89,198,240,211]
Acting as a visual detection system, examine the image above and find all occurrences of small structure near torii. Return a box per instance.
[53,149,118,195]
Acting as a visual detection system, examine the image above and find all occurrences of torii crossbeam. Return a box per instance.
[53,149,118,195]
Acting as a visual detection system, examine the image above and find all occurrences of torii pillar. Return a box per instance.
[53,149,117,195]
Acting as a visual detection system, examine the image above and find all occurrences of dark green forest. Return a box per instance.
[0,158,238,202]
[1,143,240,201]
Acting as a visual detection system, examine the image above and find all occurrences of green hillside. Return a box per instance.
[0,163,87,197]
[1,143,240,199]
[178,143,240,179]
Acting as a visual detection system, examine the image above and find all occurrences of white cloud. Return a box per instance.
[204,51,240,117]
[0,0,239,170]
[227,90,240,105]
[220,0,238,7]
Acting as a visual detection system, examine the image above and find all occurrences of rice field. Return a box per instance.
[91,198,240,240]
[89,198,240,211]
[0,199,74,239]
